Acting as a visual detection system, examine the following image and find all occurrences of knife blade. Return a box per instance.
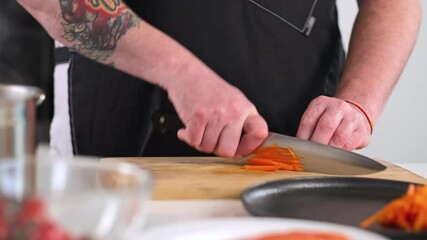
[263,132,386,175]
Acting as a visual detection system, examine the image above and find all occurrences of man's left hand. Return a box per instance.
[296,96,371,150]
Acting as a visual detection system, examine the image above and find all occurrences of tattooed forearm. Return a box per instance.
[59,0,140,62]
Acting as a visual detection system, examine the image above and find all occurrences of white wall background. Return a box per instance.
[337,1,427,163]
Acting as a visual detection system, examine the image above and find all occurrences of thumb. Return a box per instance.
[235,114,269,158]
[177,128,187,142]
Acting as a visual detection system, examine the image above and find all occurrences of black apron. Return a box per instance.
[68,0,345,157]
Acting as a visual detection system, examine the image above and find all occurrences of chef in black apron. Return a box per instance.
[54,0,345,157]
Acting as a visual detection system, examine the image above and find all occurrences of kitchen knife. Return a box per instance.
[151,111,386,175]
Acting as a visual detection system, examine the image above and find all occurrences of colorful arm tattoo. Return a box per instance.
[59,0,140,61]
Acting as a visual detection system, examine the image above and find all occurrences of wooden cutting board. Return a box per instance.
[101,157,427,200]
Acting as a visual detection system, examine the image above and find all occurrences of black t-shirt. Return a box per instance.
[69,0,345,157]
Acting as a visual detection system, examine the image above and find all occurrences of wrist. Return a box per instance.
[335,87,380,125]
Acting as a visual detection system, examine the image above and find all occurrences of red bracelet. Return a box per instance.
[345,100,374,135]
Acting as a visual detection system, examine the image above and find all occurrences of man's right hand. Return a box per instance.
[165,71,268,158]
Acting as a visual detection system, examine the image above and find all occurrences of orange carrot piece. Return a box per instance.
[253,147,292,156]
[293,165,304,172]
[287,146,298,159]
[276,162,297,171]
[244,144,304,172]
[246,158,280,166]
[407,184,416,195]
[263,155,302,164]
[243,165,282,171]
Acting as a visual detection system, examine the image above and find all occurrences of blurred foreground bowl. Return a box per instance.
[0,159,152,239]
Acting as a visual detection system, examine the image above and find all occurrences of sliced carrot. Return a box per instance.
[277,164,294,171]
[263,155,302,164]
[243,144,304,172]
[293,165,304,172]
[287,146,298,159]
[253,147,292,156]
[246,158,280,166]
[243,165,282,171]
[407,184,416,195]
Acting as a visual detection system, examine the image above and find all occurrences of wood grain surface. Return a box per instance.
[102,157,427,200]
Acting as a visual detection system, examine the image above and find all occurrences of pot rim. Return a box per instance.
[0,83,45,105]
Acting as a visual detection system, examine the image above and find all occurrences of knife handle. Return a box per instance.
[151,111,185,133]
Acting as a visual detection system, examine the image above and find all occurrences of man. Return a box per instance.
[16,0,422,158]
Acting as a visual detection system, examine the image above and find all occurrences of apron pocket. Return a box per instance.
[248,0,318,36]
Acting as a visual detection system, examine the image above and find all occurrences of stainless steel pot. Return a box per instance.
[0,84,45,161]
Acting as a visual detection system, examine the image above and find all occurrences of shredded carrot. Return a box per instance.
[246,158,281,166]
[244,231,349,240]
[361,184,427,232]
[288,146,298,159]
[243,165,282,171]
[254,155,301,164]
[243,144,304,172]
